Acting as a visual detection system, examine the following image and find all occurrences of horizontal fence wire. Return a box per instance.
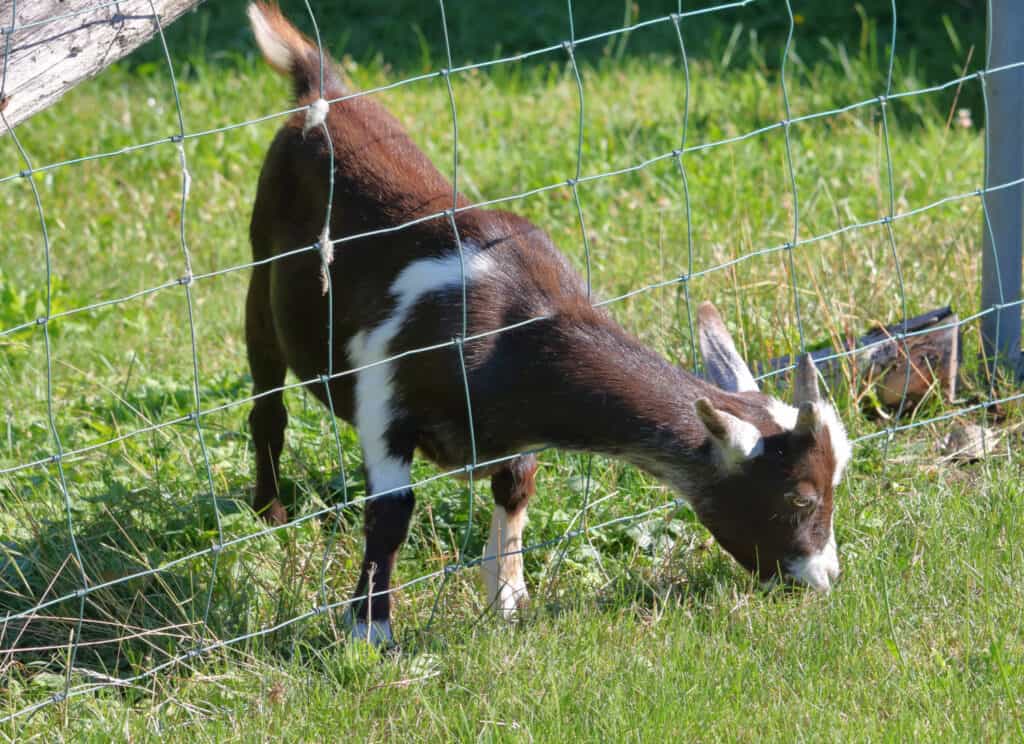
[0,0,1019,728]
[5,78,1024,340]
[4,168,1024,479]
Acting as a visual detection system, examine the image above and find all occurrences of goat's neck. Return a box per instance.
[529,314,733,495]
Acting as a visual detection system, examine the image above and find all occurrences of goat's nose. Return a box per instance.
[803,569,832,593]
[784,544,839,593]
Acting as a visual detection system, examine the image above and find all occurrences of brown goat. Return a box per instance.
[245,3,850,644]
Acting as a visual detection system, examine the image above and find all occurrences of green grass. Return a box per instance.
[2,2,1023,741]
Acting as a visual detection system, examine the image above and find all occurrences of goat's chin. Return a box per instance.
[755,565,837,594]
[759,574,830,595]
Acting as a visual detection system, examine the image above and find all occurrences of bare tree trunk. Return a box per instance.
[0,0,201,132]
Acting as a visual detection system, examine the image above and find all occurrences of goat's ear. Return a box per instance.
[793,401,821,436]
[695,398,763,467]
[697,301,759,393]
[793,352,821,405]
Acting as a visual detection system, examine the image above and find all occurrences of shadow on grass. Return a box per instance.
[0,467,364,683]
[0,470,757,684]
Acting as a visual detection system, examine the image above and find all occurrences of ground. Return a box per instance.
[2,1,1022,740]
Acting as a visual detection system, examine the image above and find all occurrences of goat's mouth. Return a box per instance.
[780,542,840,593]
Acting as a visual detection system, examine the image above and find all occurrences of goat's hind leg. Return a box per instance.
[481,454,538,617]
[246,265,289,526]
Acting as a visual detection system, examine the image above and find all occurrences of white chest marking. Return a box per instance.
[346,245,493,493]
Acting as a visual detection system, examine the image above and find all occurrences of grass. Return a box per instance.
[2,1,1022,740]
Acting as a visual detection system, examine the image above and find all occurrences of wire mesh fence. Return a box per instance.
[1,0,1021,728]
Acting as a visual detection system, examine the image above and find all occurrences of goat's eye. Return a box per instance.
[786,491,815,510]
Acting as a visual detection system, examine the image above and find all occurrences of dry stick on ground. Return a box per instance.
[0,0,201,131]
[756,307,960,408]
[943,45,976,134]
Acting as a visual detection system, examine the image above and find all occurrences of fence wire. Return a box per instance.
[1,0,1021,728]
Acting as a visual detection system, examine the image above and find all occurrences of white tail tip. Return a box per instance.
[247,3,294,74]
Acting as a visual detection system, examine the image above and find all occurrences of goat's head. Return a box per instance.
[690,302,850,592]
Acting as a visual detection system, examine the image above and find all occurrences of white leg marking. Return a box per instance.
[481,506,528,618]
[346,245,493,489]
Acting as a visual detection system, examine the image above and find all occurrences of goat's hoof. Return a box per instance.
[255,498,288,526]
[342,608,395,648]
[491,585,529,621]
[350,620,394,648]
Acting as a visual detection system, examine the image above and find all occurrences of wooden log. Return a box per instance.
[0,0,201,133]
[755,307,960,408]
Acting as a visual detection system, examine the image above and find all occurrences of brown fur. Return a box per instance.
[244,4,845,632]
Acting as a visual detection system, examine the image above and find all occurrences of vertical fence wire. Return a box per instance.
[778,0,805,355]
[876,0,915,456]
[545,0,606,595]
[671,5,699,376]
[424,0,481,630]
[145,1,225,656]
[979,0,1007,397]
[296,0,350,635]
[1,0,87,711]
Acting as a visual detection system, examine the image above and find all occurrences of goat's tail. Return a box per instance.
[247,2,342,100]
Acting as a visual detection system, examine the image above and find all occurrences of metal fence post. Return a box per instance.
[981,0,1024,374]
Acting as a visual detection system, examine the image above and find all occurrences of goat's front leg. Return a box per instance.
[481,454,538,617]
[347,445,415,647]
